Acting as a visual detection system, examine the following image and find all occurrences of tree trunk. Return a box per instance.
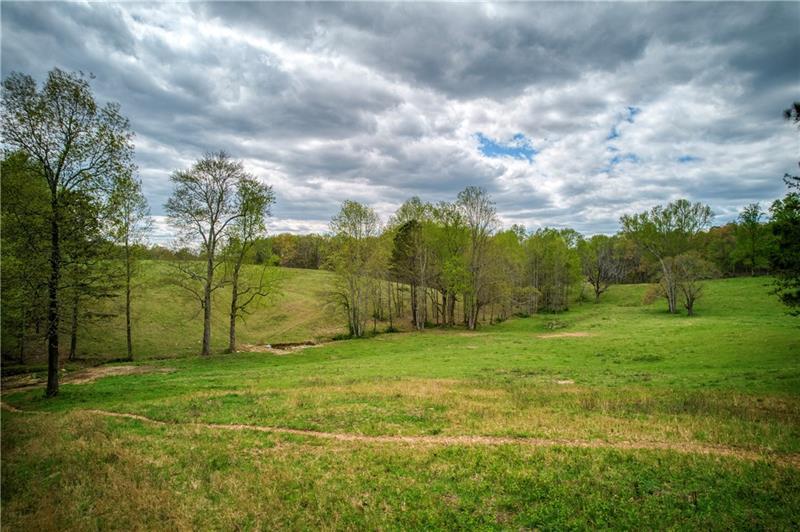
[69,293,79,361]
[410,283,418,329]
[228,262,240,353]
[447,292,456,327]
[386,281,394,330]
[125,239,133,361]
[467,294,479,330]
[202,250,214,356]
[18,308,26,364]
[46,196,60,398]
[659,258,678,314]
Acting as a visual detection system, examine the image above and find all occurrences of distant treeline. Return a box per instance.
[138,214,777,281]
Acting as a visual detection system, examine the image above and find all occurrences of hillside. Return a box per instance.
[74,262,347,360]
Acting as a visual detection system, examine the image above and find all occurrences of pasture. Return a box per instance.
[2,276,799,529]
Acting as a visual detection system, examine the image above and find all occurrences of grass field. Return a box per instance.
[58,261,348,361]
[2,276,799,529]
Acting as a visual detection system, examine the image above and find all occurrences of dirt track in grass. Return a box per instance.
[1,365,176,393]
[3,401,798,469]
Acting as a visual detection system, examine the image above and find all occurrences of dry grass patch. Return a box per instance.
[536,332,594,339]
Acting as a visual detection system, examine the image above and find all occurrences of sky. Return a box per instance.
[2,1,798,242]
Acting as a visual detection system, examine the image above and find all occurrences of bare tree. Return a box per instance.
[578,235,624,301]
[673,252,717,316]
[165,152,249,356]
[1,69,133,397]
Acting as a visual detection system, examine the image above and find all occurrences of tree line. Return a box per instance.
[1,70,274,396]
[2,68,798,397]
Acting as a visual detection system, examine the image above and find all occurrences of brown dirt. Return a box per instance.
[238,342,322,355]
[2,402,797,469]
[537,332,594,339]
[1,365,175,393]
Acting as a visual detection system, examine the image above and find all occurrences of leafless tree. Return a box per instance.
[165,152,250,356]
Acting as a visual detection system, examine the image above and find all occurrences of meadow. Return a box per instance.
[2,275,799,529]
[7,262,348,368]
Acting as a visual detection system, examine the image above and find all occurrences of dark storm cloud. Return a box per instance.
[2,1,798,239]
[201,2,653,99]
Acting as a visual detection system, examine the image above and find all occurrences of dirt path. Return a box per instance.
[3,402,798,469]
[1,365,175,394]
[537,332,594,339]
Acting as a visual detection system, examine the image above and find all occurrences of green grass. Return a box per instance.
[3,276,799,529]
[69,261,347,360]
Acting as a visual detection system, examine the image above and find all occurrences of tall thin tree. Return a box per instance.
[108,173,151,360]
[1,69,133,396]
[224,177,275,353]
[457,187,498,329]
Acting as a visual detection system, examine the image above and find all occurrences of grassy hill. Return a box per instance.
[2,276,799,528]
[69,261,348,360]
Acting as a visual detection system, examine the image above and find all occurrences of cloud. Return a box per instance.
[2,1,798,241]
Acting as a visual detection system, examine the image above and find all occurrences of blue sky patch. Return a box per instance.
[599,152,640,172]
[610,153,640,165]
[625,106,641,123]
[607,106,641,141]
[476,132,537,162]
[677,155,700,163]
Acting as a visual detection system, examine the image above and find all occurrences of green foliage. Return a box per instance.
[732,203,771,275]
[524,228,582,312]
[328,200,382,337]
[770,191,800,314]
[0,152,50,360]
[2,67,135,396]
[621,199,713,314]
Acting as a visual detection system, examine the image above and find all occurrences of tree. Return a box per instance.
[59,189,120,361]
[620,199,712,314]
[524,229,581,313]
[578,235,623,301]
[224,177,275,352]
[770,192,800,314]
[2,69,134,397]
[734,203,768,276]
[698,224,739,276]
[457,187,498,329]
[769,102,800,314]
[328,200,381,337]
[391,219,426,329]
[673,252,717,316]
[429,201,468,326]
[0,152,50,363]
[783,101,799,189]
[108,173,151,360]
[485,229,526,321]
[165,152,250,356]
